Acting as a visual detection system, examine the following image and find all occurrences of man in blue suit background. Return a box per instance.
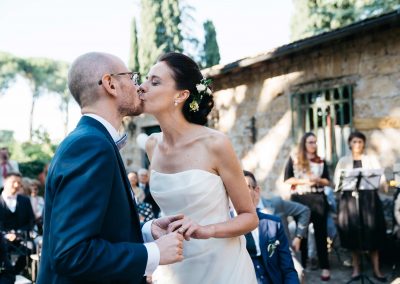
[244,171,299,284]
[37,52,184,284]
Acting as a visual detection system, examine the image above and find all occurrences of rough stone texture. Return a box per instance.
[122,24,400,196]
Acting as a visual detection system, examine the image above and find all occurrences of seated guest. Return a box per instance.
[127,171,154,223]
[244,171,299,284]
[244,170,309,282]
[138,168,160,217]
[0,172,35,274]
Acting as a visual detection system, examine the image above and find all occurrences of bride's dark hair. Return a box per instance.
[158,52,214,126]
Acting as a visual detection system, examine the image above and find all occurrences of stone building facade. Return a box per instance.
[122,11,400,196]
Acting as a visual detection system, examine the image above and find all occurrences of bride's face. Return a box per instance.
[139,62,180,114]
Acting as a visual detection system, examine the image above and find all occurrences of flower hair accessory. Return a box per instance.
[189,78,213,112]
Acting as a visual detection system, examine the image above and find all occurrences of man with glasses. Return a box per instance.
[37,52,185,284]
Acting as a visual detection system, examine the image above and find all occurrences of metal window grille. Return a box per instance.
[290,85,353,167]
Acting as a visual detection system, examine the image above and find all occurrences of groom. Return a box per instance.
[37,52,184,284]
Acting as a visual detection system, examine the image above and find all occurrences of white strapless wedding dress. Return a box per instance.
[150,169,257,284]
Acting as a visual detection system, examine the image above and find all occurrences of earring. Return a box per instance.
[174,101,178,106]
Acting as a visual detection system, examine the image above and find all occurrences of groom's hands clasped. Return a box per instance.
[152,214,185,265]
[154,232,184,265]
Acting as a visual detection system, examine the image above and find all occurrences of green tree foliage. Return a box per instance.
[139,0,165,76]
[17,57,60,140]
[201,20,221,68]
[139,0,184,75]
[291,0,400,41]
[128,17,140,72]
[0,52,20,93]
[0,53,70,140]
[162,0,183,53]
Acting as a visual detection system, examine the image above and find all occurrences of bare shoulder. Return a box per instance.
[201,128,231,153]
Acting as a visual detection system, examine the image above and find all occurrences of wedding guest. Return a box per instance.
[139,168,160,217]
[334,131,387,282]
[244,170,308,283]
[284,132,331,281]
[0,172,35,274]
[0,147,19,189]
[29,179,45,220]
[245,170,299,284]
[128,171,154,223]
[128,171,145,203]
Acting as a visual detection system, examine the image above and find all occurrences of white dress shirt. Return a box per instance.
[84,114,160,275]
[1,191,17,213]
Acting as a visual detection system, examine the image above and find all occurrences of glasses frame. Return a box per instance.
[98,72,140,85]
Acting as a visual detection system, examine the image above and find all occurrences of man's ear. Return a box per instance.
[175,90,190,104]
[100,75,118,97]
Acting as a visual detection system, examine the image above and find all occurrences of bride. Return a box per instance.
[139,52,258,284]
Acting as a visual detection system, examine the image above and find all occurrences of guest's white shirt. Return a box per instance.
[251,227,262,256]
[1,191,17,213]
[84,113,160,275]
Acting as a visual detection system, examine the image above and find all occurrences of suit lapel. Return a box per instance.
[78,116,143,236]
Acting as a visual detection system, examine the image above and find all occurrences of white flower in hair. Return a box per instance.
[206,88,212,95]
[196,84,206,92]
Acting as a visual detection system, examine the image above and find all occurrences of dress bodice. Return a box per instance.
[150,169,231,225]
[149,169,257,284]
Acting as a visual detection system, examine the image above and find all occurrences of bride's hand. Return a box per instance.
[168,217,215,240]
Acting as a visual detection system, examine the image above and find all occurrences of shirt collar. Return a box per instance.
[84,113,122,143]
[1,191,16,200]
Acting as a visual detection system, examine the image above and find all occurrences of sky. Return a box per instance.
[0,0,293,142]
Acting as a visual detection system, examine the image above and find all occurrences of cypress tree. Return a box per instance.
[128,17,140,72]
[201,20,220,68]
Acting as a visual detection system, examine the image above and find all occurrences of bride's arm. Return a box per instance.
[171,133,258,239]
[211,133,258,237]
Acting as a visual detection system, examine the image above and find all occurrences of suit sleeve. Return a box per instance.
[48,136,147,281]
[279,198,310,239]
[276,220,299,284]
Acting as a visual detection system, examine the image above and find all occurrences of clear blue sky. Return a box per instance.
[0,0,293,141]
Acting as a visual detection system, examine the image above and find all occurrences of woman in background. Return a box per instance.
[284,132,331,281]
[334,131,387,282]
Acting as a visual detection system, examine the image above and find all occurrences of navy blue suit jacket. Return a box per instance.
[37,116,147,284]
[256,212,299,284]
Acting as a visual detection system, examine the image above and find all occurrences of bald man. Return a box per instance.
[37,52,184,284]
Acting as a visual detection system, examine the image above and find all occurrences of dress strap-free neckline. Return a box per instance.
[151,168,220,178]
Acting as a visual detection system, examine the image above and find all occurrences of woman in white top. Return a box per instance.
[334,131,387,282]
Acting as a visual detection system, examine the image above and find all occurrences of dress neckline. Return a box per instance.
[151,168,220,178]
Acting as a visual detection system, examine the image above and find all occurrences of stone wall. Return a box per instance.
[122,24,400,196]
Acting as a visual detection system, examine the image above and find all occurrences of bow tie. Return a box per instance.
[115,133,128,150]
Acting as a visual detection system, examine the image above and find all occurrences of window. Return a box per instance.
[291,85,353,167]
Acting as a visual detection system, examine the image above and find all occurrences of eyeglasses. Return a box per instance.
[98,72,140,85]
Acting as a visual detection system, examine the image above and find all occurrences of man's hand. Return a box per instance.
[151,214,184,240]
[155,232,184,265]
[292,236,302,252]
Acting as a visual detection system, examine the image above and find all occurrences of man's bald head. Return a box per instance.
[68,52,124,107]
